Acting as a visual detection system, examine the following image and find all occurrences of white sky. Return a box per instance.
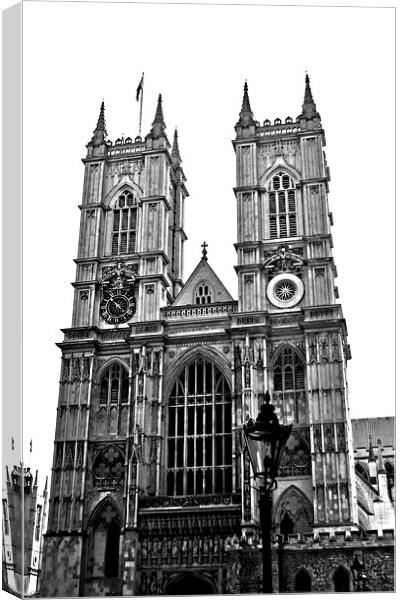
[4,0,397,483]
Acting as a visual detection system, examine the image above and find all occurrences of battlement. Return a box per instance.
[257,117,302,138]
[276,528,394,550]
[106,135,145,156]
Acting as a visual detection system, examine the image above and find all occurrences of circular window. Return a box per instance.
[274,279,297,301]
[267,273,304,308]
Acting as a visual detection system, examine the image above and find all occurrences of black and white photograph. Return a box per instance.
[2,0,396,597]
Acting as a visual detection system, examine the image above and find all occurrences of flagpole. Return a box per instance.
[138,72,144,138]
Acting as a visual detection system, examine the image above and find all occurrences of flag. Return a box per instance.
[11,437,14,450]
[136,73,144,101]
[30,440,32,452]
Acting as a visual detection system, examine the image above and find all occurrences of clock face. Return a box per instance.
[100,289,136,324]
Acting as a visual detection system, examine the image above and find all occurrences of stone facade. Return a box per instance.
[39,79,394,596]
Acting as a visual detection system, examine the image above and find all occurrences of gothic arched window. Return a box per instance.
[195,282,212,305]
[272,346,306,424]
[100,363,129,406]
[96,363,129,438]
[167,359,232,496]
[268,171,297,239]
[111,190,137,255]
[87,503,121,579]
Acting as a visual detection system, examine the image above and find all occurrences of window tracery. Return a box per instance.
[167,359,232,496]
[272,346,307,424]
[279,432,311,477]
[276,486,313,535]
[268,171,297,239]
[87,502,121,579]
[92,445,125,489]
[100,363,129,406]
[195,282,212,305]
[111,190,137,255]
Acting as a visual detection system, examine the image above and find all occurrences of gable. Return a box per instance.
[172,258,234,306]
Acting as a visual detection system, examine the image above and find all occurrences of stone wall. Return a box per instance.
[226,529,395,593]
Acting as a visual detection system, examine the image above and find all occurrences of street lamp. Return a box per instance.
[243,392,292,593]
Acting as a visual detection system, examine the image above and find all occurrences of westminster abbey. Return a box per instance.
[37,77,394,596]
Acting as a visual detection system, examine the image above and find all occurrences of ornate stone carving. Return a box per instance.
[337,423,346,451]
[324,425,335,452]
[99,258,137,291]
[92,444,125,489]
[264,243,303,274]
[314,425,322,452]
[276,487,313,533]
[279,433,311,477]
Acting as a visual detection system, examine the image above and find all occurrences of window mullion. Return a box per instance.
[118,209,122,254]
[127,208,131,252]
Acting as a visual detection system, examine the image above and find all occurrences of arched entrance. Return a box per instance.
[294,569,312,592]
[333,566,350,592]
[165,573,216,595]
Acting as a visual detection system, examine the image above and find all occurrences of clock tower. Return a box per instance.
[40,96,188,597]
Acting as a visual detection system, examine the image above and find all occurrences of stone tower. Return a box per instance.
[233,77,358,539]
[40,79,363,597]
[40,96,189,597]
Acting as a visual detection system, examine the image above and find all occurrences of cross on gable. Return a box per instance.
[201,241,208,258]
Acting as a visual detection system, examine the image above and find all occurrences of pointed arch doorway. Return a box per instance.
[165,573,216,595]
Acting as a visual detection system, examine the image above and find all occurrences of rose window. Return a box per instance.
[274,279,297,302]
[267,273,304,308]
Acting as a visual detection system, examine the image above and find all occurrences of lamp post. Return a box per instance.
[243,392,292,593]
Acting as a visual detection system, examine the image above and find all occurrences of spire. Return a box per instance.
[241,81,252,113]
[154,94,165,125]
[368,434,375,461]
[304,74,314,104]
[236,80,256,128]
[172,129,181,165]
[301,73,319,120]
[90,100,107,146]
[147,93,167,140]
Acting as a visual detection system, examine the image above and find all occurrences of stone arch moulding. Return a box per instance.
[94,357,130,384]
[104,180,143,209]
[259,160,302,189]
[270,342,306,366]
[163,345,232,399]
[163,571,218,595]
[293,567,312,592]
[331,564,352,592]
[85,494,123,531]
[273,484,313,534]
